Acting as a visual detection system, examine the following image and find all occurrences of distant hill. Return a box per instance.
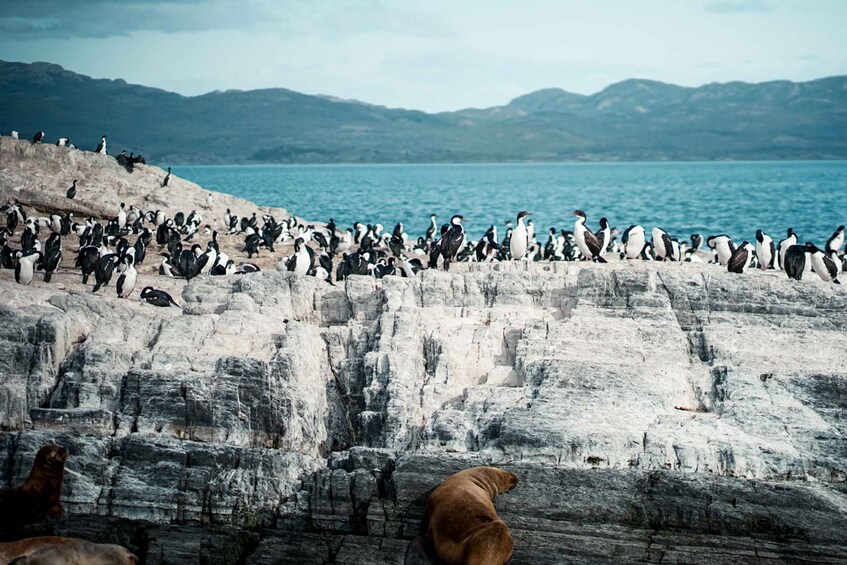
[1,60,845,164]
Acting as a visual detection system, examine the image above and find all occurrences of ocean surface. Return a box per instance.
[176,161,847,245]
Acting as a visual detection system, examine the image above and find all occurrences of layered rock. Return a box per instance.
[1,262,846,563]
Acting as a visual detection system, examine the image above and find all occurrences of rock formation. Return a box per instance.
[1,138,846,563]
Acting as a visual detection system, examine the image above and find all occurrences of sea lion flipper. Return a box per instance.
[404,535,432,565]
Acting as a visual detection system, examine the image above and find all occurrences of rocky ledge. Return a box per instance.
[1,259,846,563]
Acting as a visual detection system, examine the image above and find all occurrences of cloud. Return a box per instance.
[0,0,453,40]
[703,0,774,13]
[0,0,279,39]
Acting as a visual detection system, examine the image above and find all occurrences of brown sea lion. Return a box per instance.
[0,536,138,564]
[0,445,69,531]
[423,466,518,565]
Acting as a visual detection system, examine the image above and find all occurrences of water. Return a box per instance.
[176,161,847,245]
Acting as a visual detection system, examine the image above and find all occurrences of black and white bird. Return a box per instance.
[573,210,607,262]
[116,256,137,298]
[284,238,312,276]
[163,167,171,187]
[620,225,646,260]
[75,245,100,283]
[210,259,236,276]
[56,138,69,147]
[431,215,466,271]
[807,243,840,284]
[595,218,611,256]
[727,241,754,274]
[140,287,179,307]
[783,244,810,281]
[707,234,735,266]
[510,211,531,261]
[825,225,845,255]
[754,230,775,270]
[425,214,438,241]
[32,131,45,144]
[66,180,77,199]
[95,135,107,155]
[15,250,41,285]
[92,253,119,292]
[777,228,797,271]
[41,233,62,282]
[651,227,675,261]
[159,252,179,277]
[116,203,127,229]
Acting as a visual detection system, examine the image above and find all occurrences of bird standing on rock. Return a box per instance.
[66,180,77,199]
[116,256,137,298]
[431,215,466,271]
[510,211,531,261]
[95,135,107,155]
[15,250,41,285]
[573,210,607,263]
[163,167,171,187]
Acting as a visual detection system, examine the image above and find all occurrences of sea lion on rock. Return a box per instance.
[0,536,138,564]
[0,445,69,531]
[423,466,518,565]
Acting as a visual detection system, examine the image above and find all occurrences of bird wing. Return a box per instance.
[441,226,465,259]
[661,233,675,261]
[823,255,839,278]
[727,247,747,273]
[582,229,602,257]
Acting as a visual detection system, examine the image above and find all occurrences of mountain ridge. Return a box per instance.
[1,59,845,164]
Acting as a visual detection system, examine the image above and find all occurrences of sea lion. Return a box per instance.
[0,536,138,564]
[423,466,518,565]
[0,445,69,531]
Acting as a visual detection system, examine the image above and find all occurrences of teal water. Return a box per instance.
[176,161,847,245]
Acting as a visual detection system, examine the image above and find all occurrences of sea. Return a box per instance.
[176,161,847,245]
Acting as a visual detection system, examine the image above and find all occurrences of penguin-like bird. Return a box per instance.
[510,211,531,261]
[621,225,646,260]
[116,256,137,298]
[32,131,45,144]
[777,228,797,271]
[434,215,466,271]
[783,244,809,281]
[95,135,107,155]
[754,230,775,270]
[707,234,735,266]
[66,180,77,199]
[42,233,62,282]
[651,227,676,261]
[140,287,179,307]
[163,167,171,187]
[92,253,119,292]
[285,238,312,276]
[15,250,41,285]
[825,225,845,255]
[573,210,607,263]
[727,241,754,274]
[807,243,840,284]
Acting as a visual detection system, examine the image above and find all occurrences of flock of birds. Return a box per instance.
[1,131,844,309]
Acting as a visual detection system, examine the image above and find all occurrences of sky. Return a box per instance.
[0,0,845,112]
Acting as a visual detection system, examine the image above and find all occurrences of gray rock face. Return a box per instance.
[1,263,846,563]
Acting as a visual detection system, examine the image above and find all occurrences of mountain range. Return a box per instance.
[1,59,845,165]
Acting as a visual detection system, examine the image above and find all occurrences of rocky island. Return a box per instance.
[1,138,846,563]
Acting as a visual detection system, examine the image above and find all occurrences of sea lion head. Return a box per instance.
[468,466,519,498]
[33,444,69,473]
[498,469,519,494]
